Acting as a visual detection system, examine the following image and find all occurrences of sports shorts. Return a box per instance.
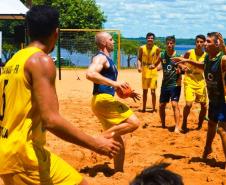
[160,86,181,103]
[91,93,134,130]
[208,102,226,122]
[142,77,157,90]
[184,83,207,103]
[1,148,83,185]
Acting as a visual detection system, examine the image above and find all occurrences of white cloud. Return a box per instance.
[96,0,226,38]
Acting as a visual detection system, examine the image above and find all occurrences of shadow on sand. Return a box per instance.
[80,162,115,177]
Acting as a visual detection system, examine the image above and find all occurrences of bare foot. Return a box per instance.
[174,127,183,134]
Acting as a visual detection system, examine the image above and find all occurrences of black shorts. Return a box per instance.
[160,86,181,103]
[208,102,226,122]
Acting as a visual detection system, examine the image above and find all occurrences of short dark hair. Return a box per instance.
[166,35,176,43]
[195,34,206,42]
[207,32,218,44]
[26,5,59,40]
[130,163,184,185]
[146,32,155,39]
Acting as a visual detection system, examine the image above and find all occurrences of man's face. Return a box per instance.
[196,38,205,50]
[204,36,217,53]
[146,36,154,45]
[166,40,175,51]
[105,34,114,52]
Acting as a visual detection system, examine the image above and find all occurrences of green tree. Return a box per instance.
[23,0,106,29]
[1,0,106,62]
[0,20,24,62]
[121,38,141,68]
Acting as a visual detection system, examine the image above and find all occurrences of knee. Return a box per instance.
[184,104,192,110]
[132,120,140,131]
[151,90,155,95]
[201,103,207,110]
[217,122,226,135]
[159,103,166,109]
[171,103,178,110]
[129,117,140,131]
[208,120,217,128]
[217,126,226,135]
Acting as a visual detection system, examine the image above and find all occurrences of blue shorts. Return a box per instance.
[208,102,226,122]
[160,86,181,103]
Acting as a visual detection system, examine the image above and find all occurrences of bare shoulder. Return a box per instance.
[25,52,56,84]
[92,54,107,64]
[91,54,109,69]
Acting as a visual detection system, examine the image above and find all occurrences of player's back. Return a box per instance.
[0,47,46,174]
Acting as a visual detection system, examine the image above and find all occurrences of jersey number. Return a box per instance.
[0,80,8,121]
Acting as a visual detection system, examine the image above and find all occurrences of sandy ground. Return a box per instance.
[1,69,226,185]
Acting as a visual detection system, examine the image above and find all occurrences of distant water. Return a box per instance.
[51,45,195,67]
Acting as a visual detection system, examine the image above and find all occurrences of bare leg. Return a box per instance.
[172,101,181,133]
[182,102,192,131]
[151,89,156,111]
[217,122,226,170]
[203,120,217,158]
[79,179,89,185]
[113,135,125,172]
[142,89,148,112]
[159,102,167,128]
[103,114,140,136]
[103,115,140,172]
[197,102,207,129]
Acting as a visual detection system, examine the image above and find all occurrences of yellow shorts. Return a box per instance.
[1,150,83,185]
[184,84,207,103]
[142,77,157,90]
[92,93,134,130]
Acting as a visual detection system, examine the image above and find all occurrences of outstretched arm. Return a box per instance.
[25,53,121,158]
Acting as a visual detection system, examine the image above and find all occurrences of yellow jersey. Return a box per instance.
[140,44,159,78]
[184,49,206,88]
[0,47,46,174]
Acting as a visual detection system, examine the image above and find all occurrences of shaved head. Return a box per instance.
[95,32,111,47]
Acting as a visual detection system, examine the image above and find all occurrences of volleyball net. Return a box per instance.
[52,29,121,69]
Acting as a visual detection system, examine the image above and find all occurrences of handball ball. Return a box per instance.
[116,86,132,99]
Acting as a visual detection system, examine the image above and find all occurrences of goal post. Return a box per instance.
[56,28,121,70]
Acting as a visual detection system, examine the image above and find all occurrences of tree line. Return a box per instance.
[0,0,163,67]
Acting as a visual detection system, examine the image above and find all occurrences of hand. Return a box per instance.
[129,90,141,102]
[94,132,121,158]
[157,64,162,71]
[114,81,129,90]
[148,64,155,69]
[179,63,190,72]
[171,57,184,63]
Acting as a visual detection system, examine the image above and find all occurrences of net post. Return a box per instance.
[57,30,61,80]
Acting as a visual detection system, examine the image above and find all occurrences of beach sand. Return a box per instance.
[1,69,226,185]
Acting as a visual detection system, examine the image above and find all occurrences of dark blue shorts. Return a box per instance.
[208,102,226,122]
[160,86,181,103]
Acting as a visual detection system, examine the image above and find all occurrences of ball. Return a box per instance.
[116,86,132,99]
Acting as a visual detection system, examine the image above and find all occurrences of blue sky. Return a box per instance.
[95,0,226,38]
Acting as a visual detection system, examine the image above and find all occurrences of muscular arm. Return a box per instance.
[25,53,120,157]
[86,55,119,88]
